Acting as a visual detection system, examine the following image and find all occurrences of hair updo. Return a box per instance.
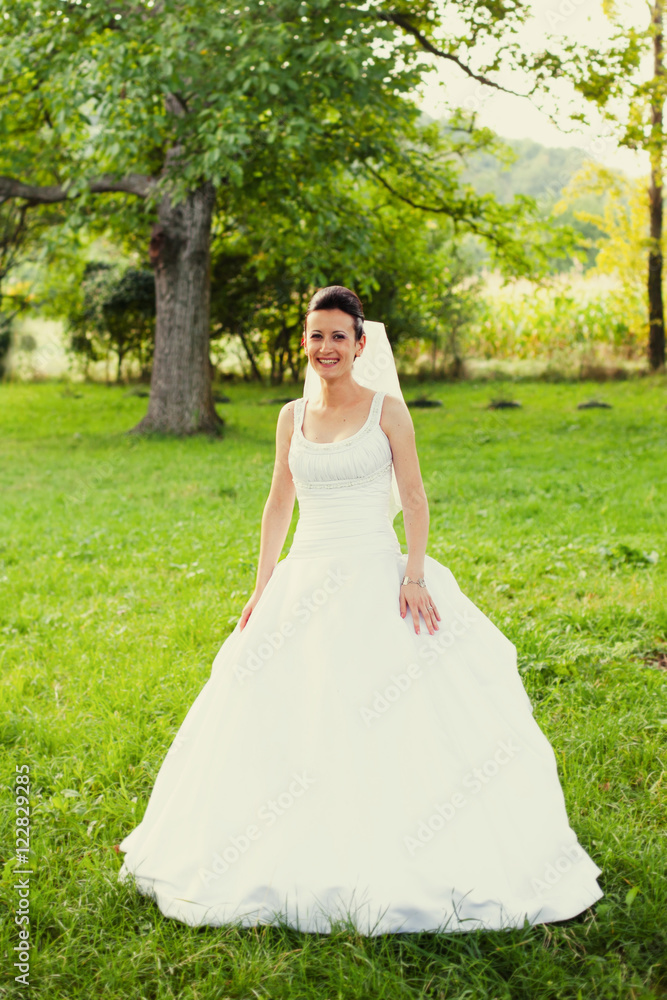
[304,285,365,342]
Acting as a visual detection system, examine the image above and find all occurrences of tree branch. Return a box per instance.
[0,173,154,205]
[89,175,154,198]
[375,10,530,98]
[365,163,505,248]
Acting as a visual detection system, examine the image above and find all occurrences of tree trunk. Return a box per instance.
[288,348,300,384]
[271,324,290,385]
[649,0,666,371]
[237,325,263,381]
[130,180,223,434]
[286,327,300,383]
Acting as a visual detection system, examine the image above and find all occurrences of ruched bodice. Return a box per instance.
[287,391,400,558]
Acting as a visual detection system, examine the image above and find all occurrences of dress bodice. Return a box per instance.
[289,390,393,490]
[287,391,399,558]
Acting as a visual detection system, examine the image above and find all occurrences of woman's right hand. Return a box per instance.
[239,589,262,631]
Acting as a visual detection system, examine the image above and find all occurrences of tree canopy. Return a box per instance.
[0,0,582,427]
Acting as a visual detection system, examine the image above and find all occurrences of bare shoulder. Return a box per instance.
[276,399,298,444]
[279,399,298,421]
[380,392,414,437]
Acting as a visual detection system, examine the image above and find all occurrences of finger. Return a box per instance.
[421,591,439,613]
[424,595,440,625]
[418,601,438,635]
[411,607,420,634]
[427,604,440,630]
[423,606,436,635]
[399,592,407,618]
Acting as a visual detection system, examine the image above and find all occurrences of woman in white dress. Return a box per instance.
[118,285,603,935]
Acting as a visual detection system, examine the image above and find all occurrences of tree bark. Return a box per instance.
[131,181,223,434]
[649,0,666,371]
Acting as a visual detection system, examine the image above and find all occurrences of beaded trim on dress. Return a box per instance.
[292,459,393,491]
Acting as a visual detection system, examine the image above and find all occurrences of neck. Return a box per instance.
[315,370,365,409]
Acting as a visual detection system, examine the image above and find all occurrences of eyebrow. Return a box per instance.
[308,329,350,334]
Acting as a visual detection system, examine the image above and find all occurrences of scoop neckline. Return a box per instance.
[298,390,382,446]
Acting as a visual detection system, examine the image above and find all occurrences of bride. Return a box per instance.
[239,289,440,639]
[118,285,603,935]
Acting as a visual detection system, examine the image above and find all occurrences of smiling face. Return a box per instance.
[304,308,365,380]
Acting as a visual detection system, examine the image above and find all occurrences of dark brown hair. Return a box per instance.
[304,285,365,342]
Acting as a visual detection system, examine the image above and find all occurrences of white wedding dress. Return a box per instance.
[118,390,603,934]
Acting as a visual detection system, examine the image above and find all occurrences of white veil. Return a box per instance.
[302,319,404,521]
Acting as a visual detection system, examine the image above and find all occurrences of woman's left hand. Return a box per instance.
[400,583,440,635]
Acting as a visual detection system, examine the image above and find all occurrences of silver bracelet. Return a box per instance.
[401,576,426,587]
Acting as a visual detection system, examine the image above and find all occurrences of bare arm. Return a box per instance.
[239,402,296,630]
[381,395,440,636]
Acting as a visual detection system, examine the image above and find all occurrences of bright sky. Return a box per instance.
[416,0,649,178]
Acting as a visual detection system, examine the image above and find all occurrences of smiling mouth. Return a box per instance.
[317,359,339,366]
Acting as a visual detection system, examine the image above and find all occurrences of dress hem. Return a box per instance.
[118,864,603,936]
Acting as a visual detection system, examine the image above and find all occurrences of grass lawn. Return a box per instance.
[1,377,666,1000]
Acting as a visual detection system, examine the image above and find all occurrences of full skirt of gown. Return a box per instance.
[117,390,603,934]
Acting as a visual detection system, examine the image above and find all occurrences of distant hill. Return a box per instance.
[460,137,589,205]
[455,133,606,268]
[417,116,610,268]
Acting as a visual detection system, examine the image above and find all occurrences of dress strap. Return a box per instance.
[293,397,306,433]
[370,390,387,426]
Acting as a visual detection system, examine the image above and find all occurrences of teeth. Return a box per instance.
[319,359,338,365]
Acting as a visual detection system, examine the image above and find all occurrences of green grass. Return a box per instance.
[1,377,666,1000]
